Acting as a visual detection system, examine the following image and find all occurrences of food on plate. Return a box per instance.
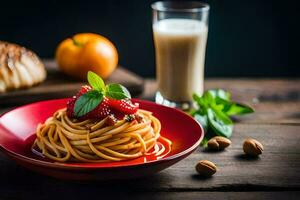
[0,41,46,92]
[32,71,171,162]
[56,33,118,80]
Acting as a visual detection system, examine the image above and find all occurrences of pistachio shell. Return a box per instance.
[243,138,263,156]
[207,136,231,150]
[207,139,219,150]
[195,160,217,176]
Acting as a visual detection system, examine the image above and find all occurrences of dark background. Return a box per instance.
[1,0,299,77]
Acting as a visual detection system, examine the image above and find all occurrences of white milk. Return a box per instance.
[153,19,208,102]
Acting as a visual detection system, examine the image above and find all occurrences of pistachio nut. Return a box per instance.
[207,136,231,150]
[195,160,217,177]
[243,138,263,156]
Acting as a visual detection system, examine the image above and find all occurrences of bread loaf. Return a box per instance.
[0,41,46,92]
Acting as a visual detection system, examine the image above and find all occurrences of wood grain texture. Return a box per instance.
[0,186,299,200]
[0,76,300,199]
[0,60,144,105]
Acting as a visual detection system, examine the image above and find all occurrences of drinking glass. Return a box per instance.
[152,1,209,110]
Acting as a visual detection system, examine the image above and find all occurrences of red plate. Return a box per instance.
[0,99,203,181]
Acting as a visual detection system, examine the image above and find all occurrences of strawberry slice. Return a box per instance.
[107,99,139,115]
[77,85,92,96]
[67,86,112,120]
[66,85,92,118]
[83,97,111,119]
[66,96,76,118]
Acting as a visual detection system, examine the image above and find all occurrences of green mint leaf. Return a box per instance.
[74,90,103,117]
[213,96,254,115]
[106,83,131,99]
[202,91,215,104]
[192,89,254,139]
[226,103,254,116]
[214,97,232,112]
[87,71,106,92]
[213,103,225,112]
[192,93,208,110]
[207,89,231,101]
[192,93,202,102]
[211,105,233,124]
[207,108,233,138]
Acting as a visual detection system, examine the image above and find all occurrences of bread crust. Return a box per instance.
[0,41,46,92]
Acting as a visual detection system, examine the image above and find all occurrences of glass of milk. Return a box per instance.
[152,1,209,110]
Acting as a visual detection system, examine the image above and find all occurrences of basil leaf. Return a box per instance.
[87,71,105,92]
[202,91,215,104]
[214,97,233,113]
[106,83,131,99]
[211,101,225,112]
[194,112,208,132]
[192,93,202,104]
[192,93,208,109]
[212,105,233,124]
[207,89,231,101]
[74,90,103,117]
[207,108,233,138]
[226,103,254,116]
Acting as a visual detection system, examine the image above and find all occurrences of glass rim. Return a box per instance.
[151,1,209,13]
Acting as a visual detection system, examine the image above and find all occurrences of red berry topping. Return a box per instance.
[66,71,138,121]
[83,97,111,119]
[67,96,112,120]
[77,85,92,96]
[66,96,76,118]
[66,85,92,118]
[107,99,139,115]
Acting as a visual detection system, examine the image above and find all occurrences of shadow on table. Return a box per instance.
[234,153,261,161]
[200,148,231,154]
[0,159,174,200]
[191,174,214,181]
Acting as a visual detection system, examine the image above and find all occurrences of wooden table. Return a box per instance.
[1,77,300,199]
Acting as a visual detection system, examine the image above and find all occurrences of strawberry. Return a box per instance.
[66,72,138,121]
[66,85,92,118]
[77,85,92,96]
[67,90,112,120]
[66,96,76,118]
[83,97,111,119]
[107,98,139,115]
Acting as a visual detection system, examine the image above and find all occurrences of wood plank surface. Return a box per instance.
[0,77,300,200]
[0,60,144,105]
[0,188,299,200]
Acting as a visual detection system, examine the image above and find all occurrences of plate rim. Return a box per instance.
[0,98,204,170]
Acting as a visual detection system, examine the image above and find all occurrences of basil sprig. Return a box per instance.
[87,71,105,91]
[74,90,103,117]
[191,89,254,142]
[106,83,131,100]
[74,71,131,117]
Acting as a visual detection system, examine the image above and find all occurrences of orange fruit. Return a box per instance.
[56,33,118,80]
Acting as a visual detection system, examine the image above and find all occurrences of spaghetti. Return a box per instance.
[32,108,172,162]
